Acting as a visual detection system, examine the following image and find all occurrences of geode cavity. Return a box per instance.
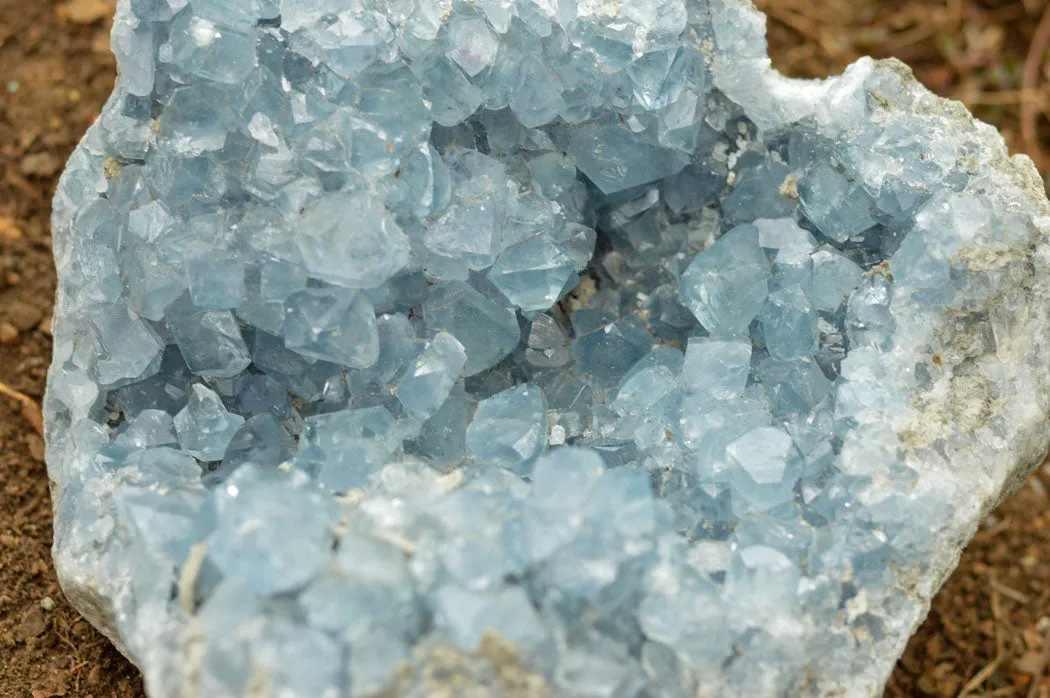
[46,0,1050,696]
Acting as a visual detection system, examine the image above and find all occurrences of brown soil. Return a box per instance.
[0,1,1046,697]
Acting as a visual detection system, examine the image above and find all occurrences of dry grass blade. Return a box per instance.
[0,379,44,436]
[958,657,1002,697]
[1026,628,1050,698]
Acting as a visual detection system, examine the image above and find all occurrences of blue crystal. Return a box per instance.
[115,409,178,448]
[298,407,401,492]
[173,384,245,461]
[679,224,771,334]
[395,332,467,422]
[283,287,380,369]
[724,427,803,511]
[798,162,878,242]
[295,193,412,289]
[172,310,252,379]
[572,316,654,389]
[466,383,548,474]
[423,281,521,377]
[207,470,336,595]
[185,251,245,310]
[681,335,752,399]
[487,235,577,312]
[445,16,499,78]
[809,246,863,311]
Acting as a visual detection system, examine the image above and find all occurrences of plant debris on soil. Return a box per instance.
[0,1,1047,697]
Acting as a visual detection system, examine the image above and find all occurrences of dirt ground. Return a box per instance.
[0,0,1048,696]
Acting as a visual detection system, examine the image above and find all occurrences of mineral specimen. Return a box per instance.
[46,0,1050,696]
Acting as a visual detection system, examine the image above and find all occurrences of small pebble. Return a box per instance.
[0,322,18,344]
[40,597,56,612]
[0,216,23,243]
[7,300,42,331]
[27,434,45,462]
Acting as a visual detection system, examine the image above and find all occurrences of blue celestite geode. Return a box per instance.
[45,0,1050,696]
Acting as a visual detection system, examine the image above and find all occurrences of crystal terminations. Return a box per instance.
[46,0,1050,696]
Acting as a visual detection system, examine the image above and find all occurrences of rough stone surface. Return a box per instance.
[45,0,1050,696]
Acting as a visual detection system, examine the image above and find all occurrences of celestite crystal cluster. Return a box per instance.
[45,0,1050,696]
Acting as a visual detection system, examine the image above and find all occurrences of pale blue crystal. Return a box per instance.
[681,335,752,399]
[396,332,467,422]
[173,384,245,461]
[236,374,292,419]
[299,407,400,492]
[445,16,499,77]
[69,304,164,387]
[283,287,380,369]
[408,395,475,465]
[679,224,771,334]
[846,275,895,351]
[722,159,794,226]
[166,9,257,85]
[221,413,295,472]
[809,246,863,311]
[761,285,818,361]
[572,316,654,388]
[348,313,416,395]
[295,193,411,289]
[172,310,252,379]
[724,427,802,511]
[185,251,244,310]
[610,364,679,418]
[466,383,548,474]
[207,471,336,595]
[423,282,520,377]
[417,54,484,127]
[115,409,178,448]
[122,246,185,321]
[510,55,565,128]
[487,235,576,312]
[798,162,878,242]
[568,119,690,195]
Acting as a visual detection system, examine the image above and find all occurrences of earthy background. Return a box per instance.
[0,0,1049,696]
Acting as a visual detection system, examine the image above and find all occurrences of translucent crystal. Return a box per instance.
[466,383,548,474]
[396,332,468,422]
[487,235,576,312]
[208,471,336,595]
[298,407,401,492]
[283,287,380,369]
[295,193,412,289]
[173,384,245,461]
[172,310,252,379]
[679,224,771,334]
[423,281,521,377]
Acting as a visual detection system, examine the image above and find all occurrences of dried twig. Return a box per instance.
[991,570,1007,660]
[0,379,43,435]
[958,657,1002,697]
[990,577,1032,605]
[1027,627,1050,698]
